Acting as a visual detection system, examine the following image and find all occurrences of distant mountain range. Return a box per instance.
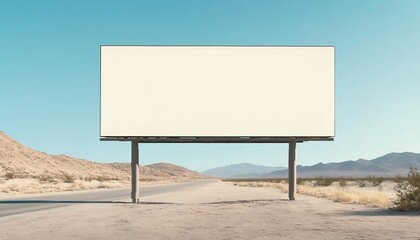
[202,152,420,179]
[267,152,420,178]
[201,163,286,178]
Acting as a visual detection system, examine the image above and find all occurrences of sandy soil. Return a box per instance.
[1,180,419,240]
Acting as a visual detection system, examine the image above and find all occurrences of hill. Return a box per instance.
[266,152,420,178]
[147,163,203,178]
[202,163,286,178]
[0,131,205,193]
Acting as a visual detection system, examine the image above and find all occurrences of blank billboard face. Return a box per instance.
[100,46,334,139]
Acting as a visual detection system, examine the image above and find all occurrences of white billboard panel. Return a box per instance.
[100,46,334,139]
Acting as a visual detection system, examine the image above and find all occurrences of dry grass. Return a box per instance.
[0,179,130,194]
[297,184,392,208]
[232,180,395,208]
[0,177,206,195]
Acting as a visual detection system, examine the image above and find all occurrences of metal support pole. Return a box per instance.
[288,141,296,200]
[131,141,139,203]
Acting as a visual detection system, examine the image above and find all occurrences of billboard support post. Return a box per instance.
[288,141,296,200]
[131,141,139,203]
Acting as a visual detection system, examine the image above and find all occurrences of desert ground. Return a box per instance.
[1,180,419,240]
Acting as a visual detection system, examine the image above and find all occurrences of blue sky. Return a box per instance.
[1,0,419,171]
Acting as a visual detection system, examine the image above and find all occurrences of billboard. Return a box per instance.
[100,46,334,142]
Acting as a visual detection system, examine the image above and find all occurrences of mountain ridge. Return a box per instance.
[202,163,286,178]
[266,152,420,178]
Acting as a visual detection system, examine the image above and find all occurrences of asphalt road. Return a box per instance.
[0,180,215,217]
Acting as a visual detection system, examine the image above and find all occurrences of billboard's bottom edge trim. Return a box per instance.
[99,136,334,143]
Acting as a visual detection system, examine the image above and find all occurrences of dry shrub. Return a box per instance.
[368,176,384,186]
[394,168,420,211]
[140,178,158,182]
[95,176,109,182]
[62,172,76,183]
[314,176,335,186]
[84,175,120,182]
[84,176,94,182]
[358,181,366,187]
[339,178,347,187]
[5,172,14,180]
[297,178,307,185]
[97,183,109,188]
[38,174,57,184]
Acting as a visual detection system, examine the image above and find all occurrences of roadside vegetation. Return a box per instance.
[225,176,407,186]
[394,168,420,211]
[225,175,414,209]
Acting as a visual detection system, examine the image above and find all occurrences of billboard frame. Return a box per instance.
[99,45,335,143]
[99,45,335,203]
